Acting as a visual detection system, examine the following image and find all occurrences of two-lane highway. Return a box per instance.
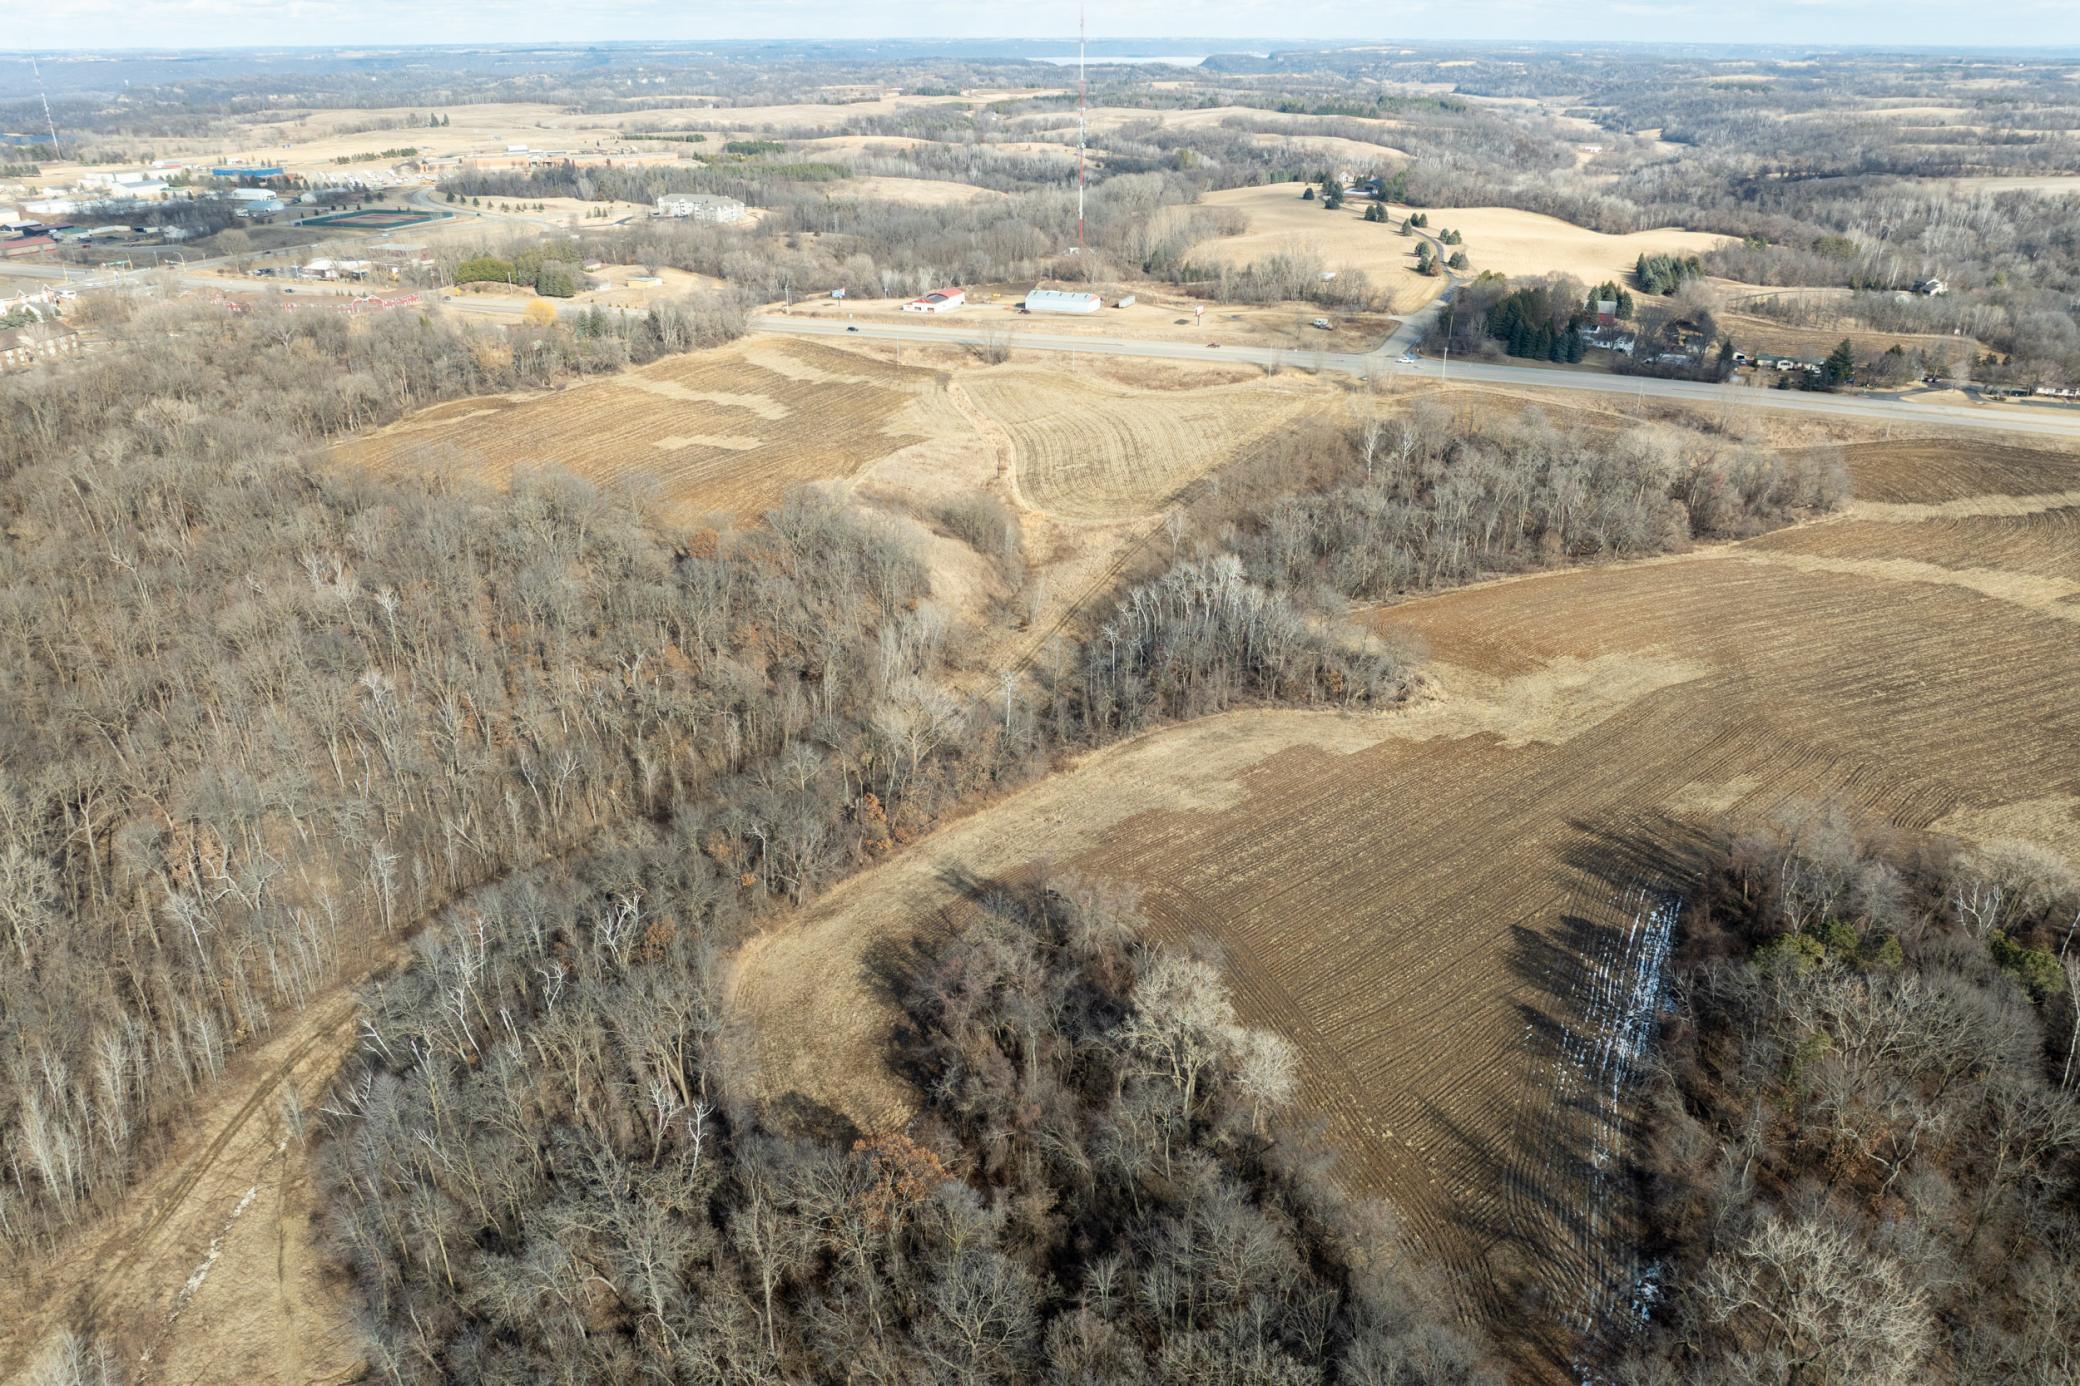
[746,313,2080,442]
[11,244,2079,440]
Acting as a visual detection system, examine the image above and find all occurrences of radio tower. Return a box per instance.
[1075,1,1086,256]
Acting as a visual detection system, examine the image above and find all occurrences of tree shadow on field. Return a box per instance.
[763,1091,864,1148]
[1428,813,1714,1380]
[858,862,1036,1099]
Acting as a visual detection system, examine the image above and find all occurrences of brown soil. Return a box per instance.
[332,338,961,523]
[726,436,2080,1383]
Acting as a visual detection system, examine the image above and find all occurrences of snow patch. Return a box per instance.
[1555,887,1679,1383]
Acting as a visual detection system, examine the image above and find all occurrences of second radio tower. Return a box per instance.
[1076,1,1086,257]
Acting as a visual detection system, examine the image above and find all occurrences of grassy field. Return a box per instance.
[1197,182,1734,304]
[770,283,1401,352]
[333,338,958,522]
[727,433,2080,1382]
[1933,175,2080,196]
[822,174,1010,205]
[1720,310,1987,365]
[13,90,1062,186]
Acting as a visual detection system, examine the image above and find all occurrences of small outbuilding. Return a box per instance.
[903,287,965,314]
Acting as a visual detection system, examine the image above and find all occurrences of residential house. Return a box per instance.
[0,320,82,372]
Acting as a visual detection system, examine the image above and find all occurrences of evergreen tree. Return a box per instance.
[1823,338,1857,388]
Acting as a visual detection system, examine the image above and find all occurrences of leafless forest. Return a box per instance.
[1615,810,2080,1384]
[5,36,2080,1386]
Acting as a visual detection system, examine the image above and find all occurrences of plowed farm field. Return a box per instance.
[963,368,1314,518]
[334,340,957,521]
[728,436,2080,1382]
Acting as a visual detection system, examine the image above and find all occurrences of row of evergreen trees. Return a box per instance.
[1636,251,1705,295]
[1484,285,1588,361]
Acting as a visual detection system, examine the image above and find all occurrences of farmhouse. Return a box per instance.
[654,193,747,223]
[1024,287,1102,315]
[902,287,965,314]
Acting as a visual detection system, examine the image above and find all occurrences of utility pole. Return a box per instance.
[1440,294,1455,382]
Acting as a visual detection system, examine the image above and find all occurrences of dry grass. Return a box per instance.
[562,92,1057,133]
[963,367,1314,518]
[46,92,1057,185]
[769,283,1400,352]
[1719,311,1987,363]
[1197,183,1733,303]
[1056,105,1408,138]
[1,982,379,1385]
[1930,175,2080,196]
[1244,131,1414,163]
[822,175,1009,206]
[727,436,2080,1382]
[574,263,728,309]
[333,339,959,522]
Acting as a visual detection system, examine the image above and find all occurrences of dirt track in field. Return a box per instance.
[0,983,374,1386]
[728,436,2080,1381]
[962,367,1316,519]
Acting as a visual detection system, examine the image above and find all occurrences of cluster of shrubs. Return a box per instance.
[1616,809,2080,1385]
[321,867,1499,1383]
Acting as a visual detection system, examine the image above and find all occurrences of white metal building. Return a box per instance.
[1024,288,1101,315]
[654,193,748,223]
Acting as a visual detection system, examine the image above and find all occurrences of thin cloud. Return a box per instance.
[8,0,2080,50]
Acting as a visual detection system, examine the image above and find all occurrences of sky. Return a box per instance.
[7,0,2080,52]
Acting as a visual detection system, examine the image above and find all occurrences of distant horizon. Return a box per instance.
[6,0,2080,57]
[11,36,2080,57]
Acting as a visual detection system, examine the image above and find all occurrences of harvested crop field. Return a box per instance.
[334,339,959,521]
[1804,438,2080,503]
[962,368,1314,518]
[728,436,2080,1381]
